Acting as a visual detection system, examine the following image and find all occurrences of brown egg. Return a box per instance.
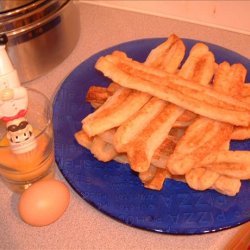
[18,179,70,226]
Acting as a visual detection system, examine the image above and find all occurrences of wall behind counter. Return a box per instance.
[78,1,250,35]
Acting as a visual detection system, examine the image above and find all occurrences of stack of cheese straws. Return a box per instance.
[75,34,250,196]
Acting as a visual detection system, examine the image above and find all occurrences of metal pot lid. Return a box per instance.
[0,0,36,13]
[0,0,68,35]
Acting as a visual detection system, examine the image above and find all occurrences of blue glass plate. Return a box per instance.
[53,38,250,234]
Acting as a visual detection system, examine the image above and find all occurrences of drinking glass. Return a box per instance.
[0,88,55,192]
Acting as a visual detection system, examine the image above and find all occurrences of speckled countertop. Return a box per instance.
[1,3,250,250]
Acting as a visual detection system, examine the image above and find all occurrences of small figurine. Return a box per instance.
[0,34,36,153]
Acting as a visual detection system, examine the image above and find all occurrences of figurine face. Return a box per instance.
[6,117,33,144]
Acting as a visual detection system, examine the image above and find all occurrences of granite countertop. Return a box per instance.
[1,3,250,250]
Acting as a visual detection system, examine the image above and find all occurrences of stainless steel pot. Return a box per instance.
[0,0,80,82]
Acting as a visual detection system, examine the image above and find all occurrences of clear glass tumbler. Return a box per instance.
[0,88,55,192]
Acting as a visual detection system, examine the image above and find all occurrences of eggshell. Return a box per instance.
[18,179,70,226]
